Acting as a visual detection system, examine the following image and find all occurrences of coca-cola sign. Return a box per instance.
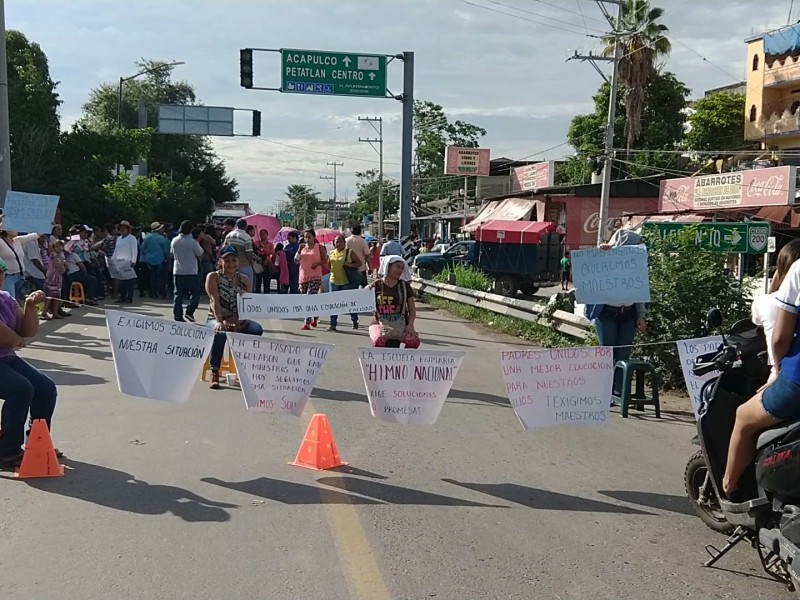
[659,166,796,212]
[583,212,620,234]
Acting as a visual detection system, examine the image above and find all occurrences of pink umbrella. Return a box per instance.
[314,228,341,245]
[243,213,281,242]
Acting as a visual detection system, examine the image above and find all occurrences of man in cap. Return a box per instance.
[140,221,170,299]
[223,218,256,284]
[111,220,138,303]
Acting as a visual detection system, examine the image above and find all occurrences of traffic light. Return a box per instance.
[252,110,261,137]
[240,48,253,89]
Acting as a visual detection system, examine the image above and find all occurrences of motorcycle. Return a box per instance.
[685,307,800,594]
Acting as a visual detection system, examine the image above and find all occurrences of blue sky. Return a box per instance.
[7,0,793,213]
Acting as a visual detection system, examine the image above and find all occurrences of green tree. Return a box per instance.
[685,92,746,153]
[348,169,399,222]
[567,71,689,177]
[56,126,151,225]
[285,184,321,228]
[603,0,672,149]
[103,174,203,227]
[7,30,61,193]
[81,60,238,211]
[637,227,752,389]
[413,100,486,208]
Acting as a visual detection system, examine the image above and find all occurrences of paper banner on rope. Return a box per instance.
[227,333,334,415]
[2,191,60,234]
[106,310,213,403]
[357,347,465,425]
[571,245,650,305]
[238,287,375,319]
[500,347,614,430]
[676,336,722,418]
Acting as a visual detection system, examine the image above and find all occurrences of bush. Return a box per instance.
[636,227,753,389]
[433,264,493,292]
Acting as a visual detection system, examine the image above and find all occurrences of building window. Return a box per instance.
[792,101,800,115]
[749,105,757,122]
[753,54,759,71]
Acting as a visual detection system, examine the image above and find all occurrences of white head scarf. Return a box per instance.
[379,255,412,281]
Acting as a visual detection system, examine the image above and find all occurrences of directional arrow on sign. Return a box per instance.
[342,56,351,67]
[368,72,376,80]
[725,230,743,246]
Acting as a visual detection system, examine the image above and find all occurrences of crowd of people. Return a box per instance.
[0,215,422,396]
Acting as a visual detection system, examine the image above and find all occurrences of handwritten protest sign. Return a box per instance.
[571,245,650,305]
[676,336,722,418]
[106,310,213,403]
[227,333,334,416]
[500,347,614,430]
[358,348,465,425]
[238,287,375,319]
[2,191,59,234]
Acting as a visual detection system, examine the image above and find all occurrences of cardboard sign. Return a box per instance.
[358,347,465,425]
[227,333,334,416]
[238,287,375,319]
[676,336,722,418]
[106,310,213,403]
[2,191,59,234]
[500,347,614,430]
[571,245,651,305]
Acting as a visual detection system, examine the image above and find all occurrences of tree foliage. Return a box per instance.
[348,169,399,223]
[81,60,238,208]
[413,100,486,207]
[285,184,321,228]
[103,174,205,227]
[637,227,752,389]
[567,71,689,179]
[602,0,672,149]
[685,92,746,153]
[7,30,61,193]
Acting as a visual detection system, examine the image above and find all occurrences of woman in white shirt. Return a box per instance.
[752,239,800,383]
[0,228,39,298]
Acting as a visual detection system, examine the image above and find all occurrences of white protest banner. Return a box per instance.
[571,245,651,305]
[228,333,334,416]
[358,347,465,425]
[238,287,375,320]
[676,336,722,418]
[2,191,59,234]
[106,310,213,403]
[500,347,614,430]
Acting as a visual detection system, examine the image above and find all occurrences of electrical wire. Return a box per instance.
[451,0,600,37]
[482,0,607,34]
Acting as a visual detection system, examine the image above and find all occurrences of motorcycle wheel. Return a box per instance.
[685,450,735,535]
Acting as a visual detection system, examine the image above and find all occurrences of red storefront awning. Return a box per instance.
[475,220,556,244]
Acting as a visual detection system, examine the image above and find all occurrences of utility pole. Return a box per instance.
[568,0,623,245]
[399,51,414,239]
[324,162,344,228]
[0,0,12,208]
[320,175,334,226]
[358,116,384,238]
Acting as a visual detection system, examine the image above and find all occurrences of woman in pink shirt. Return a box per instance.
[295,229,328,330]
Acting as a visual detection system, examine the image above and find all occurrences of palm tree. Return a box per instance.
[603,0,672,150]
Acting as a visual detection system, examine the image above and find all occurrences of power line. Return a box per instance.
[451,0,600,37]
[482,0,607,34]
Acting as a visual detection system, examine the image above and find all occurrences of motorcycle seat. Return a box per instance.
[757,419,800,449]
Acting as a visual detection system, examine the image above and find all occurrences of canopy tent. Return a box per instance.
[462,198,538,232]
[475,220,556,244]
[243,213,281,242]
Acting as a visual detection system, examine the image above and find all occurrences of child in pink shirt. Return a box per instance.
[273,243,290,293]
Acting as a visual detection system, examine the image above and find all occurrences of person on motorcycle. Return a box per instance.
[724,251,800,495]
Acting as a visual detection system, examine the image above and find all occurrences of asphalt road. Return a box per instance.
[0,296,789,600]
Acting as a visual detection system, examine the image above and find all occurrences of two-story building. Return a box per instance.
[745,23,800,155]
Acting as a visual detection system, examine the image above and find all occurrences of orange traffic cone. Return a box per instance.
[15,419,64,479]
[289,413,347,471]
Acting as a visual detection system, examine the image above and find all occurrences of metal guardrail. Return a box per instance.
[410,277,592,340]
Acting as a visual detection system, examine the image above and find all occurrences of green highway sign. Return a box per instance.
[281,49,387,98]
[642,222,770,254]
[278,211,293,222]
